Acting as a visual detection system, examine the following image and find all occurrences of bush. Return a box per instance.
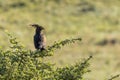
[0,33,119,80]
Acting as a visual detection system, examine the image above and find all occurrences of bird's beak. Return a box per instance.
[29,24,35,28]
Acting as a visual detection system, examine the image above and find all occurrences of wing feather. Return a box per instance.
[39,33,46,49]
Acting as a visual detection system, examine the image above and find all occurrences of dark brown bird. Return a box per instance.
[30,24,46,51]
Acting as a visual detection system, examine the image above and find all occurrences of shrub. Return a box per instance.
[0,32,119,80]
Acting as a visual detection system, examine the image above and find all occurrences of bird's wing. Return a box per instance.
[34,35,39,49]
[39,33,46,48]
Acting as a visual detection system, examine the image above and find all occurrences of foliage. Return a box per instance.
[108,74,120,80]
[0,33,119,80]
[0,33,91,80]
[54,56,92,80]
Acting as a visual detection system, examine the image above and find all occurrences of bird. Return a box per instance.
[30,24,46,51]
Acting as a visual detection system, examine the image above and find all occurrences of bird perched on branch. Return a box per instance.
[30,24,46,51]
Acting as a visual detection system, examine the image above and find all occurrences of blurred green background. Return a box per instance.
[0,0,120,80]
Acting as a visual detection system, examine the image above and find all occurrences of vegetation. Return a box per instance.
[0,33,89,80]
[0,0,120,80]
[0,33,119,80]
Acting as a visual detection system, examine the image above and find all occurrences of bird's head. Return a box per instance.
[30,24,44,31]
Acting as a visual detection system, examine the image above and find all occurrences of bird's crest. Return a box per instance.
[30,24,44,30]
